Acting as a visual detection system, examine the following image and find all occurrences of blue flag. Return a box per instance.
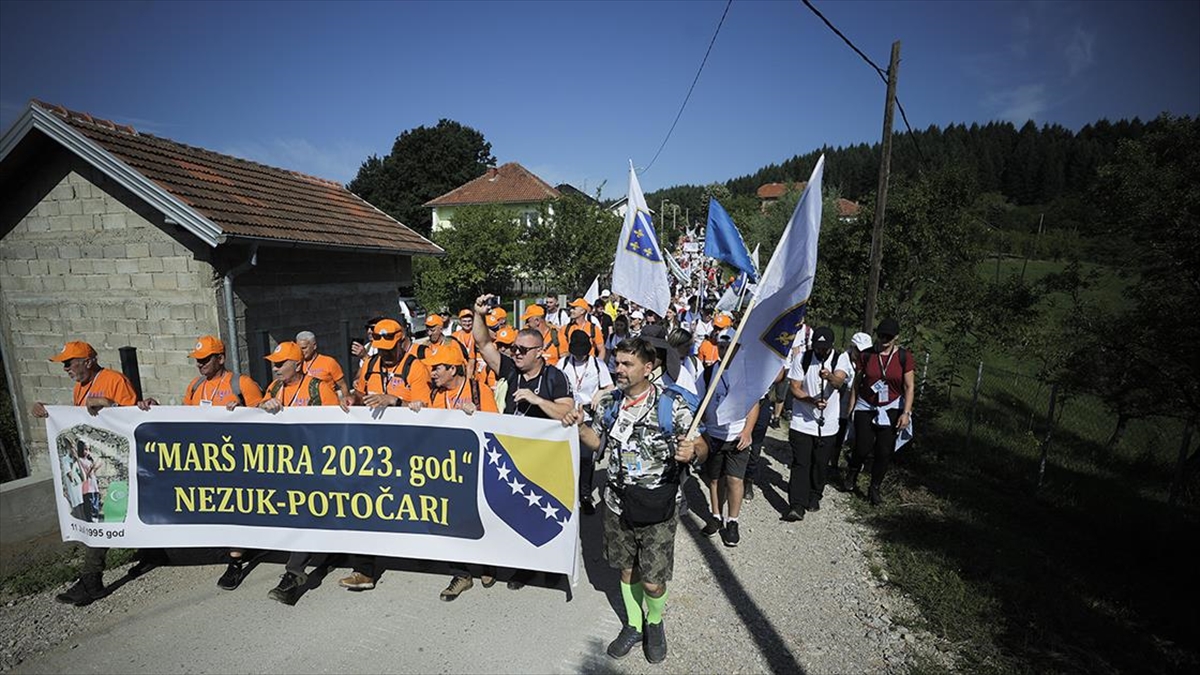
[704,198,758,283]
[612,162,671,317]
[713,156,824,425]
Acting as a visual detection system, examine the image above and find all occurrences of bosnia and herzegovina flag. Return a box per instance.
[612,161,671,318]
[482,432,574,547]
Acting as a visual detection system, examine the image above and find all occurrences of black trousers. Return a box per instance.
[829,416,850,469]
[848,409,900,488]
[579,449,596,502]
[788,430,832,510]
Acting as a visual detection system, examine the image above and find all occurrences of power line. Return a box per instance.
[641,0,734,175]
[800,0,928,168]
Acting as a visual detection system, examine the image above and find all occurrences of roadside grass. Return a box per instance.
[1,547,135,600]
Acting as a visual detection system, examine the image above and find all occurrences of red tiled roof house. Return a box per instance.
[423,162,560,232]
[0,100,441,479]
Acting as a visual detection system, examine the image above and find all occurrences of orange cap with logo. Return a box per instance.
[713,313,733,329]
[425,315,445,328]
[49,341,96,362]
[371,319,404,349]
[188,335,225,359]
[425,346,467,368]
[568,298,591,310]
[494,325,517,345]
[265,341,304,363]
[521,305,545,321]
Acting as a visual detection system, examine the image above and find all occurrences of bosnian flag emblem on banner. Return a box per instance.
[482,433,574,547]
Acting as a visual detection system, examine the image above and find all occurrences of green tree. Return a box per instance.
[415,204,525,312]
[526,195,622,295]
[347,120,496,238]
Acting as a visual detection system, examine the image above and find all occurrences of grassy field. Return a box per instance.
[840,259,1198,674]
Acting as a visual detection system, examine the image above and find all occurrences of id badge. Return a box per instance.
[871,380,890,398]
[199,399,212,408]
[611,416,634,445]
[620,449,642,475]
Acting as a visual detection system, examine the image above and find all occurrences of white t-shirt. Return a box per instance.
[556,355,612,409]
[787,349,852,436]
[703,371,747,441]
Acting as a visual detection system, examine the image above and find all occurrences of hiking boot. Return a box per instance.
[581,497,596,516]
[806,502,821,513]
[338,572,375,591]
[701,520,721,537]
[643,620,667,663]
[869,485,885,506]
[268,572,304,605]
[55,573,105,606]
[216,561,245,591]
[781,508,804,522]
[440,575,473,601]
[128,549,169,578]
[720,521,740,547]
[480,573,496,588]
[606,624,643,659]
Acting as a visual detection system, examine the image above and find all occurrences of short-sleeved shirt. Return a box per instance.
[555,355,612,409]
[74,368,137,407]
[183,371,264,407]
[430,378,499,413]
[856,346,915,407]
[302,354,344,386]
[563,321,605,358]
[265,375,339,407]
[354,353,432,404]
[451,330,478,362]
[538,327,564,366]
[788,349,853,435]
[592,384,694,515]
[496,355,572,418]
[697,340,720,367]
[702,371,747,441]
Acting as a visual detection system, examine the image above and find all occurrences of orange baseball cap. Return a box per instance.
[371,319,404,349]
[494,325,517,345]
[188,335,225,359]
[485,313,503,328]
[568,298,590,310]
[489,307,508,321]
[265,341,304,363]
[49,341,96,362]
[425,315,445,328]
[713,313,733,329]
[425,345,467,368]
[521,305,545,321]
[458,308,473,319]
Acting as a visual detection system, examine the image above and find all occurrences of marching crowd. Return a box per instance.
[31,261,914,665]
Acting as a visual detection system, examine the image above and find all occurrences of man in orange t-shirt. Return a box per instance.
[562,297,606,361]
[181,336,264,409]
[422,347,499,414]
[452,309,482,379]
[296,331,349,401]
[32,341,142,607]
[350,318,433,411]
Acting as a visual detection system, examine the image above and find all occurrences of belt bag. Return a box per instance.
[619,483,677,527]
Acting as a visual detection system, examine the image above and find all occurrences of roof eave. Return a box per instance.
[221,234,444,257]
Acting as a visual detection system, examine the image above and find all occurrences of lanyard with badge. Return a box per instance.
[612,388,654,475]
[873,349,896,400]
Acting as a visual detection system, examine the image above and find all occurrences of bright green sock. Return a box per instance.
[645,588,668,625]
[620,582,644,630]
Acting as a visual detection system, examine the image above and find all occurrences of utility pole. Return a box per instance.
[862,41,901,334]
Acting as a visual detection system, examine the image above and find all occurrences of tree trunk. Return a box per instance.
[1169,415,1196,507]
[1105,412,1130,451]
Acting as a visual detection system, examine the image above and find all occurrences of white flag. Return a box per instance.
[714,156,825,425]
[611,162,671,317]
[583,276,600,304]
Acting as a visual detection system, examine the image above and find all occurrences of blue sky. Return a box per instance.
[1,0,1197,198]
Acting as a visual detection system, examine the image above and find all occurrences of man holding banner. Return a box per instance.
[563,337,706,664]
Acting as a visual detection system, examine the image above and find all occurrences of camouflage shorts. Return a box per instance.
[603,503,677,585]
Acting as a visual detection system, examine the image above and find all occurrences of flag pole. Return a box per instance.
[683,216,797,440]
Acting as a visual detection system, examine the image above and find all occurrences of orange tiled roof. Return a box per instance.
[756,181,806,200]
[424,162,560,207]
[31,100,440,255]
[836,198,861,218]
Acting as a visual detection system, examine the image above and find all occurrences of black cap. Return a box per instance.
[876,317,900,338]
[568,329,592,357]
[812,326,834,348]
[637,325,681,381]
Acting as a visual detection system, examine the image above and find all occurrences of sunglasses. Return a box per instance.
[512,344,542,356]
[369,332,398,341]
[196,354,218,365]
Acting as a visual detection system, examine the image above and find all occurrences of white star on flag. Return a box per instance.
[487,448,502,465]
[508,478,526,495]
[541,503,560,520]
[524,491,543,507]
[496,463,512,481]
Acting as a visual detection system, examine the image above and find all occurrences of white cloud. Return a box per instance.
[987,84,1048,123]
[1065,26,1096,76]
[219,138,371,183]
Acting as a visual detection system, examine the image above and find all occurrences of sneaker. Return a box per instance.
[781,508,804,522]
[216,561,245,591]
[806,502,821,513]
[55,574,105,607]
[506,579,525,590]
[643,620,667,663]
[268,572,303,605]
[439,575,473,601]
[606,624,643,659]
[338,571,376,591]
[701,520,721,537]
[128,550,169,578]
[869,485,884,506]
[743,481,755,502]
[720,521,740,547]
[770,416,781,429]
[480,573,496,588]
[581,497,596,516]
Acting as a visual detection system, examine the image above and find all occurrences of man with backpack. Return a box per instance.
[563,297,607,362]
[845,318,915,506]
[783,327,852,521]
[562,337,706,665]
[414,315,474,379]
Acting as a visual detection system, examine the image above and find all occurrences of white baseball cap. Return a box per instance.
[601,289,611,297]
[630,310,645,320]
[850,332,873,351]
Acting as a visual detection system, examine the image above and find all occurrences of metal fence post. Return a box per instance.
[1037,383,1059,489]
[966,360,983,446]
[118,346,143,402]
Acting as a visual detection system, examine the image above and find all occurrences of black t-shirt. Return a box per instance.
[595,312,613,339]
[497,354,572,418]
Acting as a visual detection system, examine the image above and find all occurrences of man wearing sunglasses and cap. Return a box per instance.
[347,319,433,411]
[520,303,564,366]
[33,341,141,607]
[846,318,915,506]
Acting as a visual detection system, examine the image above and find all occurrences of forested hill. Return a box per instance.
[648,117,1159,209]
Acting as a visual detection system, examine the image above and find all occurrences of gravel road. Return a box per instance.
[1,428,953,674]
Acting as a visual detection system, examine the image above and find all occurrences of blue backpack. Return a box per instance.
[601,376,699,438]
